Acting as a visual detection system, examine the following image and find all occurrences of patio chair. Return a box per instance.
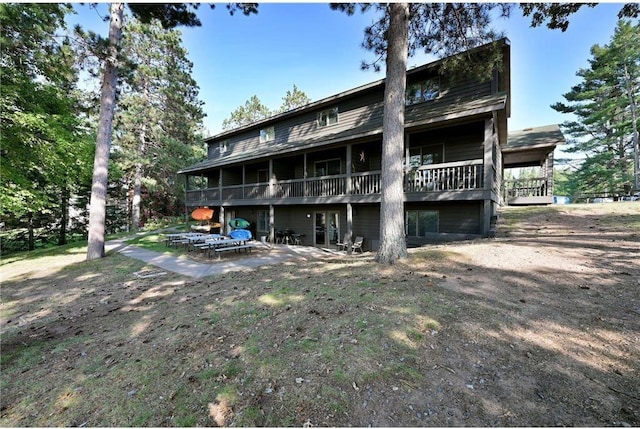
[336,232,352,251]
[351,236,364,253]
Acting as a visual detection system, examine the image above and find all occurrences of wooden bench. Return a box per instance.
[213,244,255,259]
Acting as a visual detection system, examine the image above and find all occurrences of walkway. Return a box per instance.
[105,238,339,279]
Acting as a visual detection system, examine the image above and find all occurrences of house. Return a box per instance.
[178,39,564,251]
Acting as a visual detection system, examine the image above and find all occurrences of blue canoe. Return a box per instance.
[229,229,252,240]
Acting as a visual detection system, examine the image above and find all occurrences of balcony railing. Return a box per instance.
[503,178,550,199]
[405,160,483,192]
[187,159,484,203]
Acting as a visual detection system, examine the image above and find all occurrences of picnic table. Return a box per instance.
[194,237,254,258]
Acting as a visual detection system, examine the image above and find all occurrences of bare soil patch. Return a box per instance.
[1,203,639,426]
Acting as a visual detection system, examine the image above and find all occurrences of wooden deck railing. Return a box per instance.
[404,160,483,192]
[186,159,484,203]
[503,177,549,199]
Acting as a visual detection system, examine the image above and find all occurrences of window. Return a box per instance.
[406,210,439,236]
[406,78,440,105]
[314,159,341,177]
[257,169,269,183]
[317,107,339,127]
[219,140,228,154]
[257,210,269,232]
[409,144,444,168]
[260,126,275,143]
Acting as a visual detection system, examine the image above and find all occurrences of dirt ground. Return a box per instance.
[1,203,639,427]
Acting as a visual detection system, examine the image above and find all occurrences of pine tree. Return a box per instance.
[116,18,205,230]
[552,21,640,196]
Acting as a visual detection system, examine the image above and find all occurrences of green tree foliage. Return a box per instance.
[0,3,93,250]
[332,2,639,264]
[551,20,640,196]
[83,3,258,260]
[115,18,206,230]
[222,95,272,130]
[278,84,311,113]
[222,85,311,130]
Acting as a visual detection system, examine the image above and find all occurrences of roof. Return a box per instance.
[204,37,511,143]
[504,124,566,153]
[178,92,508,174]
[502,124,566,167]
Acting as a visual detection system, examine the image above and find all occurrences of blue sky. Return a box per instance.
[69,2,629,145]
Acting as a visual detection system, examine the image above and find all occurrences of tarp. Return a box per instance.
[228,218,250,229]
[229,229,252,240]
[191,207,214,221]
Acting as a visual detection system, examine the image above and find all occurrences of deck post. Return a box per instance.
[268,159,274,198]
[346,144,352,195]
[269,204,275,245]
[482,118,494,236]
[346,203,353,255]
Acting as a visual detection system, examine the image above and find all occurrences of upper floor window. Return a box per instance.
[317,107,339,127]
[260,126,275,143]
[406,79,440,105]
[219,140,228,155]
[409,143,444,168]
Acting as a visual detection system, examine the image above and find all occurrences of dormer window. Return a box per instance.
[219,140,228,155]
[317,107,339,127]
[260,126,275,143]
[406,78,440,105]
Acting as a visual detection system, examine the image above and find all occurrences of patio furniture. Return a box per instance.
[336,232,352,251]
[351,236,364,253]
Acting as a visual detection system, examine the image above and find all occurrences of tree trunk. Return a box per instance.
[131,123,147,231]
[86,2,124,261]
[59,185,68,245]
[622,62,639,192]
[376,3,409,265]
[27,211,34,251]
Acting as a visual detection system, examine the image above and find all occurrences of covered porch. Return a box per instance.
[502,125,566,206]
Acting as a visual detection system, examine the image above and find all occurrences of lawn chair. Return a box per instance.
[351,236,364,253]
[336,232,352,251]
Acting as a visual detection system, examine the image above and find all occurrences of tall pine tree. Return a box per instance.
[115,18,205,230]
[552,20,640,196]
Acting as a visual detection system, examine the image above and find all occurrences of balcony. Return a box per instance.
[503,177,553,205]
[186,159,485,205]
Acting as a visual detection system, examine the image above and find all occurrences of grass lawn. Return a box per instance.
[1,203,639,426]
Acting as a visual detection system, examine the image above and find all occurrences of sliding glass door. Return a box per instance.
[314,211,339,247]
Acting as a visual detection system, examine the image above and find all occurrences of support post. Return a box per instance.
[482,118,494,236]
[346,203,353,255]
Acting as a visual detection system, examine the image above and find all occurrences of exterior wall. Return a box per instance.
[181,42,513,244]
[206,71,495,163]
[408,121,484,162]
[405,201,482,234]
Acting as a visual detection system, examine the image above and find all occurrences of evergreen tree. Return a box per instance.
[115,18,205,230]
[333,3,639,264]
[222,95,272,130]
[552,21,640,196]
[278,84,311,113]
[84,3,257,260]
[222,86,311,130]
[0,3,93,250]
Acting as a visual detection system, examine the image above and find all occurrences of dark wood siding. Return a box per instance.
[352,204,381,251]
[282,90,384,144]
[406,69,493,105]
[405,201,482,235]
[409,121,484,162]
